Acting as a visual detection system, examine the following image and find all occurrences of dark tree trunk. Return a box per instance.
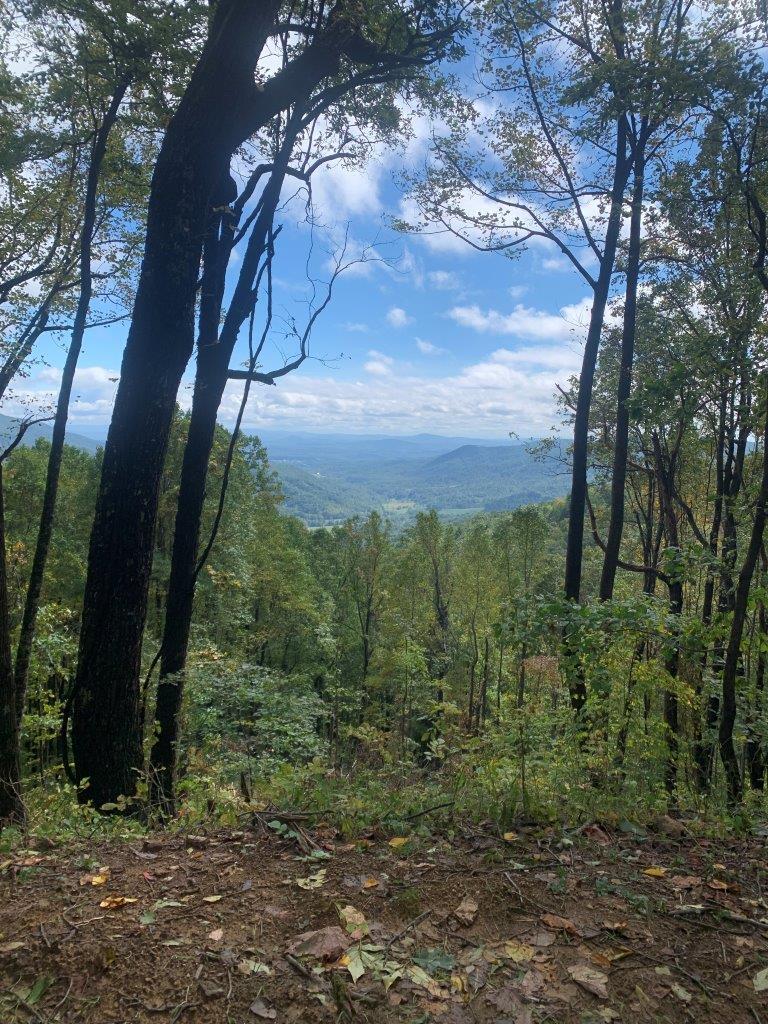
[564,117,630,610]
[72,0,288,807]
[564,117,630,717]
[693,393,725,792]
[148,141,296,814]
[599,145,645,601]
[720,393,768,806]
[14,77,130,727]
[746,591,767,790]
[652,433,683,797]
[0,466,23,824]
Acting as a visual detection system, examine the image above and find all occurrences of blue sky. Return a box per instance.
[18,91,594,441]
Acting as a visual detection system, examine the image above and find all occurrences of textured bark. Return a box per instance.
[148,128,298,814]
[720,393,768,805]
[72,0,286,807]
[0,466,23,824]
[14,76,130,726]
[599,146,645,601]
[746,593,767,790]
[564,117,630,612]
[564,118,630,717]
[652,433,683,796]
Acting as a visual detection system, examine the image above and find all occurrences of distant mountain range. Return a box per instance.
[0,416,569,527]
[0,413,102,455]
[257,430,569,526]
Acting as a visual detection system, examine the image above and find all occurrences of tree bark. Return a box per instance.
[564,117,630,717]
[599,145,645,601]
[720,390,768,805]
[72,0,288,807]
[564,116,630,612]
[14,76,130,728]
[148,132,297,814]
[0,465,23,825]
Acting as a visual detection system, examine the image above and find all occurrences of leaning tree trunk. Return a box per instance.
[14,76,130,727]
[564,116,630,716]
[599,145,645,602]
[564,117,630,608]
[72,0,284,807]
[720,392,768,806]
[0,466,23,825]
[148,145,294,814]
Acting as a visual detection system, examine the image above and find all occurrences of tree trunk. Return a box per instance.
[599,144,645,601]
[148,147,294,814]
[72,0,286,807]
[746,593,766,790]
[564,116,630,609]
[720,392,768,805]
[14,76,130,727]
[0,466,23,825]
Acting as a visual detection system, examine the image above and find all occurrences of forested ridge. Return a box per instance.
[4,1,768,1021]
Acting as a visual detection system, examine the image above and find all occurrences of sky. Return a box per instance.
[14,65,595,442]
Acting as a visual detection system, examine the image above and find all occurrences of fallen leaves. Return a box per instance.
[339,905,369,939]
[286,925,350,961]
[541,912,581,936]
[642,866,669,878]
[249,997,276,1019]
[295,867,326,890]
[98,895,137,909]
[80,867,110,886]
[754,966,768,992]
[567,962,609,998]
[388,837,409,849]
[452,895,478,926]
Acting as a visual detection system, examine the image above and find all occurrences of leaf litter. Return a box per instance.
[0,820,767,1021]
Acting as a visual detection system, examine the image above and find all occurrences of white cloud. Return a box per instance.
[344,322,369,333]
[416,338,447,356]
[427,270,461,290]
[364,349,394,376]
[448,298,592,342]
[14,336,579,438]
[508,284,528,299]
[386,306,413,328]
[542,256,569,271]
[211,346,574,436]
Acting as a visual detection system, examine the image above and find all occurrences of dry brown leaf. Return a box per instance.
[99,895,137,909]
[567,962,609,999]
[453,896,479,927]
[285,925,350,961]
[670,876,701,889]
[541,913,581,935]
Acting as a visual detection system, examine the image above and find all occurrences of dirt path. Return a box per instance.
[1,818,767,1022]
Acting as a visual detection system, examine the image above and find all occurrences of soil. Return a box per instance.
[1,815,767,1023]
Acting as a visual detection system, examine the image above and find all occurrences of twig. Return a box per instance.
[405,800,455,821]
[385,910,431,949]
[285,953,313,979]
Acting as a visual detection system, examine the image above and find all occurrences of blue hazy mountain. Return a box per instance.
[0,416,568,527]
[0,413,102,455]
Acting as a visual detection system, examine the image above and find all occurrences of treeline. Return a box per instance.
[4,0,768,826]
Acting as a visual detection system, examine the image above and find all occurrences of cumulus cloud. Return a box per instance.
[211,346,574,435]
[427,270,461,290]
[448,298,592,342]
[364,349,394,376]
[416,338,447,356]
[386,306,413,328]
[15,339,579,437]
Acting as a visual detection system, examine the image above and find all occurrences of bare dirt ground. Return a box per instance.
[1,815,767,1023]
